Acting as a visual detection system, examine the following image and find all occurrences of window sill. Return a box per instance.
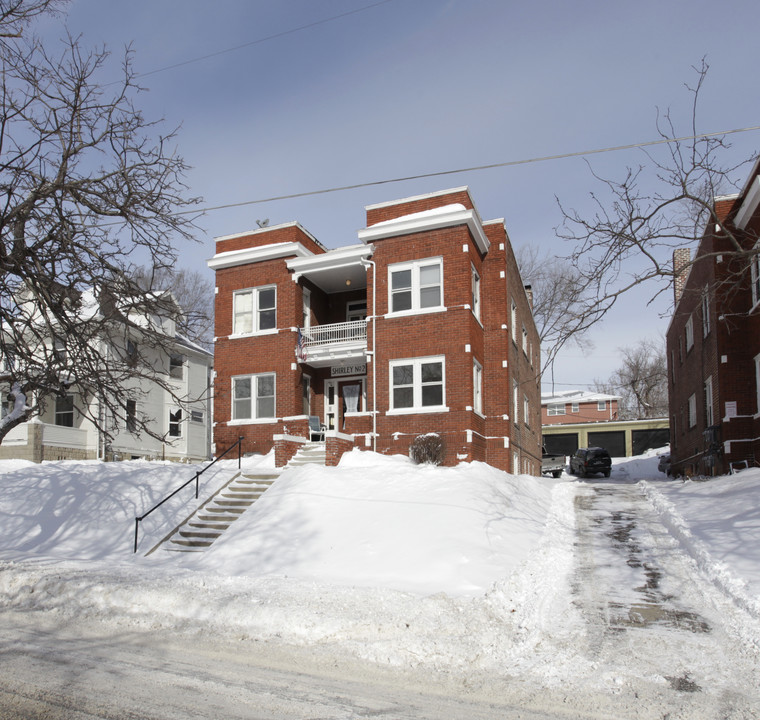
[384,306,446,320]
[228,418,278,426]
[228,328,278,340]
[386,405,449,416]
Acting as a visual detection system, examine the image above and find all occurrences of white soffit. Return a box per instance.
[358,206,490,254]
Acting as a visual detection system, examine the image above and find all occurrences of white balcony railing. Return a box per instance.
[300,320,366,349]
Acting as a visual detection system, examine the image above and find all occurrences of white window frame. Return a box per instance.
[751,242,760,309]
[688,393,697,428]
[169,353,184,380]
[513,380,519,423]
[302,287,311,329]
[191,409,204,423]
[233,285,277,336]
[547,403,566,416]
[523,394,530,428]
[387,257,443,316]
[522,325,528,355]
[231,373,276,422]
[55,394,74,427]
[571,402,579,413]
[168,408,182,438]
[471,264,481,321]
[597,400,607,411]
[685,315,694,351]
[510,300,517,344]
[388,355,446,414]
[704,375,713,427]
[701,287,710,337]
[473,359,483,415]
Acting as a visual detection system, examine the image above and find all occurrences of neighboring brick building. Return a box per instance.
[541,389,620,426]
[208,187,542,474]
[666,158,760,476]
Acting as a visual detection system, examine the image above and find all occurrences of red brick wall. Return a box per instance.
[366,188,475,226]
[541,400,619,425]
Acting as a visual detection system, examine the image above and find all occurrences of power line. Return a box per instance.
[184,124,760,217]
[135,0,395,79]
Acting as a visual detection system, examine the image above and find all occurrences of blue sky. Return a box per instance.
[37,0,760,390]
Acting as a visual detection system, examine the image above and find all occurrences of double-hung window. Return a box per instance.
[233,286,276,335]
[168,409,182,437]
[233,373,276,421]
[55,394,74,427]
[388,258,443,314]
[471,265,481,320]
[701,287,710,337]
[389,356,445,412]
[473,360,483,415]
[547,403,565,416]
[704,376,713,427]
[688,393,697,428]
[685,316,694,351]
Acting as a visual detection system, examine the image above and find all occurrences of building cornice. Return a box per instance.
[207,241,314,270]
[357,206,490,254]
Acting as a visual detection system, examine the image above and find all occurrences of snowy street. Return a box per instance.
[0,452,759,718]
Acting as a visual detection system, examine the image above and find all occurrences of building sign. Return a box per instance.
[331,363,366,377]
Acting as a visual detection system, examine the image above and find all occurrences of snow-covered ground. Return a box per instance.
[0,448,759,717]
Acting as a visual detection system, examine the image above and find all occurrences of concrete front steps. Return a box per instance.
[161,472,279,553]
[287,442,326,467]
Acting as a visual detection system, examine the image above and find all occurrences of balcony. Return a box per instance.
[297,320,367,368]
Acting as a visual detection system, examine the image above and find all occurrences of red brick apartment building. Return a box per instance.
[208,187,542,474]
[541,390,620,426]
[666,158,760,476]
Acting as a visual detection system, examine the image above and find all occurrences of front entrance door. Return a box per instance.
[324,378,364,431]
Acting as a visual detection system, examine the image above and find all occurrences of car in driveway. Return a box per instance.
[569,447,612,478]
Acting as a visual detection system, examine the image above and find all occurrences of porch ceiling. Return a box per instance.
[287,244,372,294]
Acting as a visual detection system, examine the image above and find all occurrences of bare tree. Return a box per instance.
[0,1,201,445]
[131,266,214,351]
[595,339,668,420]
[515,245,596,376]
[557,60,758,328]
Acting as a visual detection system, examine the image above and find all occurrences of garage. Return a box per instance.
[588,430,626,457]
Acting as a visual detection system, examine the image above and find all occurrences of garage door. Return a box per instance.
[543,433,578,457]
[588,430,626,457]
[632,428,670,456]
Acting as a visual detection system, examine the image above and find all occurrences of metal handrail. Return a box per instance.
[133,436,244,553]
[300,320,366,347]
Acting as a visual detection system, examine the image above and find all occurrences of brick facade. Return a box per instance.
[666,160,760,476]
[209,187,542,474]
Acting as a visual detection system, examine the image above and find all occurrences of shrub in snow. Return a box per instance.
[409,433,444,465]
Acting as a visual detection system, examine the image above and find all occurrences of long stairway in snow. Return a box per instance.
[159,472,279,553]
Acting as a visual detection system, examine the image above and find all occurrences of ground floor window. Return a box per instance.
[55,394,74,427]
[169,408,182,437]
[389,356,445,412]
[233,373,276,420]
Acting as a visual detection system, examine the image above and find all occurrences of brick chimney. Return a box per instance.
[673,248,691,305]
[524,284,534,309]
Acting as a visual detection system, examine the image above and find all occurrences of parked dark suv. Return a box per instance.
[569,447,612,478]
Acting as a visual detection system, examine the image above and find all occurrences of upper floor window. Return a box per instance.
[522,325,528,354]
[471,265,481,320]
[701,287,710,337]
[388,258,442,315]
[597,400,607,411]
[685,315,694,351]
[389,356,445,412]
[233,373,275,421]
[752,244,760,308]
[302,288,311,328]
[510,300,517,344]
[547,403,565,416]
[523,395,530,427]
[126,399,137,433]
[169,353,184,379]
[571,403,579,413]
[233,286,276,335]
[755,353,760,415]
[53,336,67,364]
[512,380,519,423]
